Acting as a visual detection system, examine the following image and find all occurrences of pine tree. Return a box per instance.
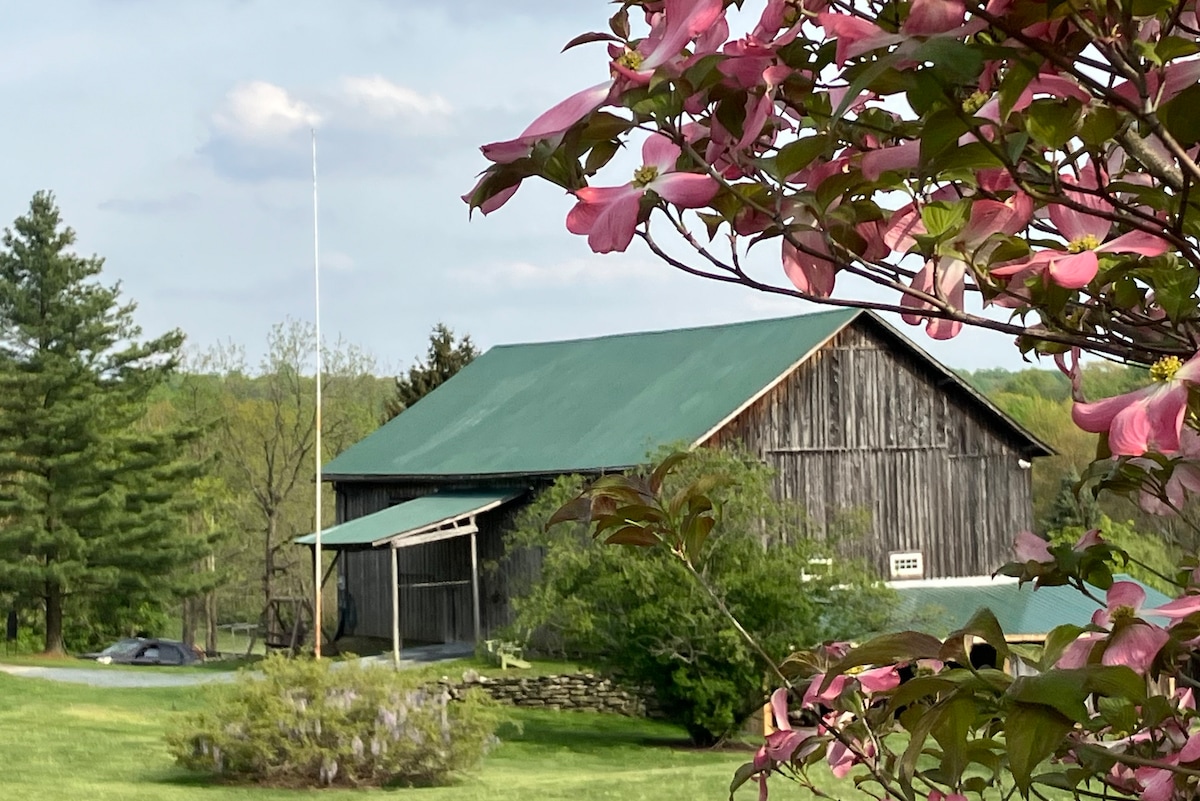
[1043,470,1101,533]
[382,323,478,422]
[0,192,208,653]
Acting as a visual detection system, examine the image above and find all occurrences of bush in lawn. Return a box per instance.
[505,446,892,745]
[167,654,500,787]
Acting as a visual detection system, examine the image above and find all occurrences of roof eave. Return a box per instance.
[324,465,639,484]
[692,309,862,449]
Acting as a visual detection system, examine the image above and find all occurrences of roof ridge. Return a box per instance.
[488,308,860,351]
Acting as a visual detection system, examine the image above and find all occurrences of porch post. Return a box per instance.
[391,544,401,668]
[469,529,481,644]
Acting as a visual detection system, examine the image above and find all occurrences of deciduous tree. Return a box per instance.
[194,321,384,641]
[509,447,891,745]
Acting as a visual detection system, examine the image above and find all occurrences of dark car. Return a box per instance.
[78,637,201,666]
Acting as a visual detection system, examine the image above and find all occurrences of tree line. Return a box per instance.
[960,362,1181,590]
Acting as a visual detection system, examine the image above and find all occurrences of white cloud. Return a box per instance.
[199,76,459,181]
[338,75,451,119]
[211,81,321,141]
[455,257,670,289]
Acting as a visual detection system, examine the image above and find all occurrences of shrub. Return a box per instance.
[505,446,893,745]
[167,655,501,787]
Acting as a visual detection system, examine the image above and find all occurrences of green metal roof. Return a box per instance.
[324,308,1049,479]
[325,309,860,478]
[891,575,1174,639]
[295,491,517,549]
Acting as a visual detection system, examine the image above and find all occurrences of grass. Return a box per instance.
[0,671,773,801]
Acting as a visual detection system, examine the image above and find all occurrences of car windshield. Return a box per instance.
[99,638,144,657]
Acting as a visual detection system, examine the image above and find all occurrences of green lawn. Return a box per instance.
[0,671,770,801]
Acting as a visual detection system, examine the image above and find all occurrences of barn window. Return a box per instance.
[889,551,924,580]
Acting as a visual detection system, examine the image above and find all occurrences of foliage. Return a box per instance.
[185,322,386,630]
[466,0,1200,787]
[382,323,478,422]
[0,193,210,654]
[962,367,1072,403]
[1043,469,1101,532]
[0,672,759,801]
[507,448,892,745]
[1048,513,1178,595]
[167,654,501,787]
[963,367,1200,567]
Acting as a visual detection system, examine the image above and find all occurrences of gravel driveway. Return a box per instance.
[0,663,235,688]
[0,643,475,688]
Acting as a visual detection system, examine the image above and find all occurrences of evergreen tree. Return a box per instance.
[1043,470,1101,532]
[382,323,478,422]
[0,192,208,653]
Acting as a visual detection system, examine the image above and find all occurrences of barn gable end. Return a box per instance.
[707,316,1039,578]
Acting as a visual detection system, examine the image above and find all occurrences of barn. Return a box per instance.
[300,308,1051,650]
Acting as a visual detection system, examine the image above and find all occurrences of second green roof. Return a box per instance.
[295,491,517,548]
[890,575,1174,638]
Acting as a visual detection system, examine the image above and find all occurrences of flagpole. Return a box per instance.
[312,128,324,659]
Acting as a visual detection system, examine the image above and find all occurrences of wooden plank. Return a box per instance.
[470,528,481,644]
[391,545,400,667]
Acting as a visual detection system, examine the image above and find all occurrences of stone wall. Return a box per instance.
[442,672,662,717]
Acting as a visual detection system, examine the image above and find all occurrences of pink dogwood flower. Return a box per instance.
[861,139,920,182]
[826,732,874,778]
[478,0,725,168]
[480,82,615,166]
[905,0,967,34]
[1014,528,1103,564]
[1134,731,1200,801]
[1072,352,1200,456]
[991,176,1168,289]
[816,13,902,66]
[782,224,837,298]
[783,180,899,299]
[895,193,1032,339]
[1058,581,1169,674]
[1013,530,1053,563]
[1137,429,1200,515]
[1148,591,1200,622]
[757,688,820,764]
[816,0,986,67]
[967,74,1092,139]
[802,665,901,707]
[928,791,970,801]
[1114,57,1200,107]
[566,134,718,253]
[753,688,821,801]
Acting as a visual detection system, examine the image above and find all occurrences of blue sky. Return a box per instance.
[0,1,1036,373]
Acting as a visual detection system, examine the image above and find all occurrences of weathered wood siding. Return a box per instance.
[335,480,538,643]
[706,318,1035,578]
